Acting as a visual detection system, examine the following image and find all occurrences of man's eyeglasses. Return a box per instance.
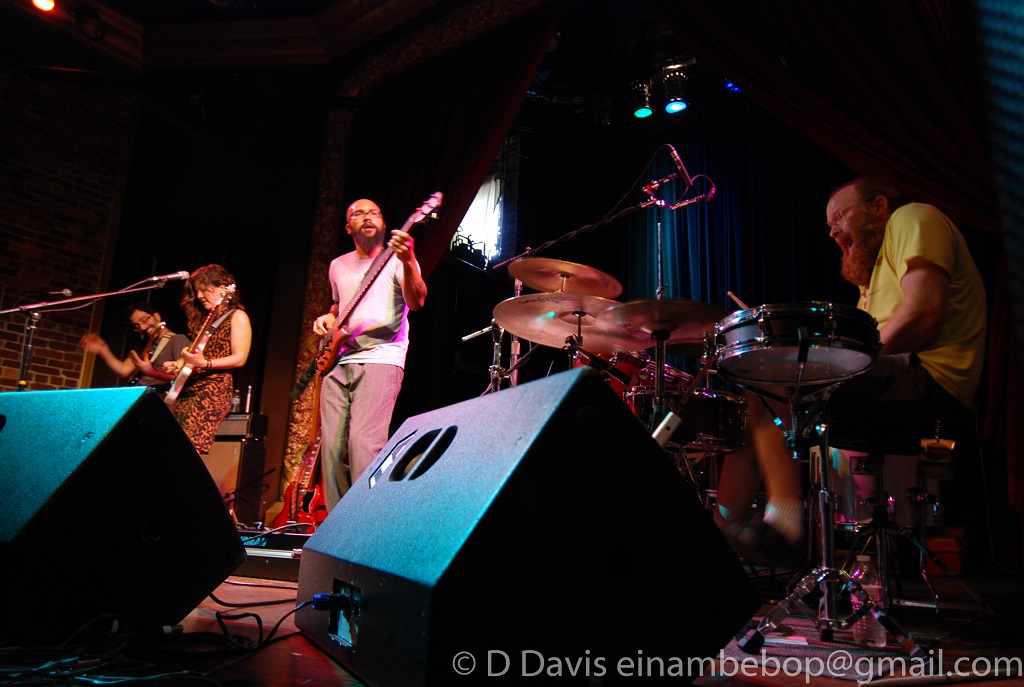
[129,313,155,330]
[350,209,382,220]
[828,199,874,230]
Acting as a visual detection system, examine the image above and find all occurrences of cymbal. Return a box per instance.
[508,258,623,298]
[493,293,648,353]
[596,299,725,346]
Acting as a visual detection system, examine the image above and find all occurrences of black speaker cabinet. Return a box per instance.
[203,438,268,524]
[0,387,245,643]
[296,368,758,686]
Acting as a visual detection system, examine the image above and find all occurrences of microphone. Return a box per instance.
[669,186,716,209]
[46,289,72,297]
[667,145,693,188]
[146,271,190,282]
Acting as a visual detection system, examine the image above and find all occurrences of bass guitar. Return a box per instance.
[164,284,236,411]
[272,379,327,527]
[314,191,442,375]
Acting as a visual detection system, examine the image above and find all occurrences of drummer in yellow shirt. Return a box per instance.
[715,177,986,567]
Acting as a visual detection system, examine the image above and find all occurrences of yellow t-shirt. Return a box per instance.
[857,203,986,409]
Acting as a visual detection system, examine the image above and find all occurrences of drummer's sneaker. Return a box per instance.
[721,519,806,570]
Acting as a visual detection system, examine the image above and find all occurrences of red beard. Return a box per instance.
[839,221,885,287]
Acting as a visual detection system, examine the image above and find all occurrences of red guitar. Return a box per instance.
[272,380,327,527]
[128,320,167,385]
[314,192,442,374]
[165,284,236,411]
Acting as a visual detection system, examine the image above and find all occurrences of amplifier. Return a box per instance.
[216,412,268,439]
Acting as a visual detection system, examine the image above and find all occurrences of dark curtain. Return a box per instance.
[644,0,998,232]
[344,2,565,277]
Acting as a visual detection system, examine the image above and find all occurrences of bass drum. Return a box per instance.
[715,302,880,387]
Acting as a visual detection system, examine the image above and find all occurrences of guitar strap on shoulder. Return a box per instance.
[209,309,235,332]
[337,248,392,323]
[148,332,174,362]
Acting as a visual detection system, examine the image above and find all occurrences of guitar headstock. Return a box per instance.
[412,192,443,224]
[217,284,237,304]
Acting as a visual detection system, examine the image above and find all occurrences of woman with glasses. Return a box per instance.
[79,301,189,389]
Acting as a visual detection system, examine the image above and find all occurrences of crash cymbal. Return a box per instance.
[596,299,725,346]
[508,258,623,298]
[493,293,647,353]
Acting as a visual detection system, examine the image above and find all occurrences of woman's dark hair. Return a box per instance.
[180,264,245,334]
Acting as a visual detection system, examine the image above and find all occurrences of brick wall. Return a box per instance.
[0,62,137,391]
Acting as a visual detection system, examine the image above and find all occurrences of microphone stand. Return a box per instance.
[1,279,178,391]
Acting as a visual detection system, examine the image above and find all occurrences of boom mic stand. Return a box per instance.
[1,279,180,391]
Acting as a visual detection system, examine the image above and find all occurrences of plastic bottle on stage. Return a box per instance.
[850,555,887,647]
[231,389,241,413]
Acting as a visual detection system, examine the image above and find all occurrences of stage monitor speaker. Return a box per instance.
[0,387,245,644]
[296,368,758,686]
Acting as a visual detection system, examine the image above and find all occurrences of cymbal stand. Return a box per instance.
[650,329,670,428]
[461,319,508,395]
[509,277,523,387]
[735,386,925,657]
[652,338,716,446]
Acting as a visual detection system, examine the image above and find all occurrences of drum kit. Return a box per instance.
[490,258,883,468]
[490,256,945,651]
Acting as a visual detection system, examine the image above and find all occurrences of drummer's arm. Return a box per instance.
[877,257,949,355]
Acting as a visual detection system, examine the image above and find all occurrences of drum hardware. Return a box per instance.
[596,298,725,427]
[717,304,926,655]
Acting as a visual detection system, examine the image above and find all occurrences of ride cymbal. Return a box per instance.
[508,258,623,298]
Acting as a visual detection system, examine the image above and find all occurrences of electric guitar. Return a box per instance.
[164,284,236,411]
[313,192,442,375]
[128,321,167,385]
[272,380,327,527]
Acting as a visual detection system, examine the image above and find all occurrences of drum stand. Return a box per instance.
[734,386,928,658]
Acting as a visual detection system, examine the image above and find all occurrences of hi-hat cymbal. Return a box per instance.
[508,258,623,298]
[596,299,725,346]
[493,293,648,353]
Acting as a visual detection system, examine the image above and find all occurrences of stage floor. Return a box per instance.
[186,568,1023,687]
[4,570,1021,686]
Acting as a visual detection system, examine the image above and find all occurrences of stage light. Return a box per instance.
[662,64,688,114]
[32,0,55,10]
[74,4,107,41]
[724,80,742,93]
[632,81,653,119]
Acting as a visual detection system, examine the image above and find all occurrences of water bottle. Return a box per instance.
[850,555,886,647]
[230,389,241,413]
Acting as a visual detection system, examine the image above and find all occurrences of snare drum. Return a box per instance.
[715,302,880,387]
[626,386,747,454]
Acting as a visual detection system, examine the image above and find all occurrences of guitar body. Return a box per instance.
[165,284,236,411]
[314,327,350,375]
[272,480,327,527]
[129,322,167,386]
